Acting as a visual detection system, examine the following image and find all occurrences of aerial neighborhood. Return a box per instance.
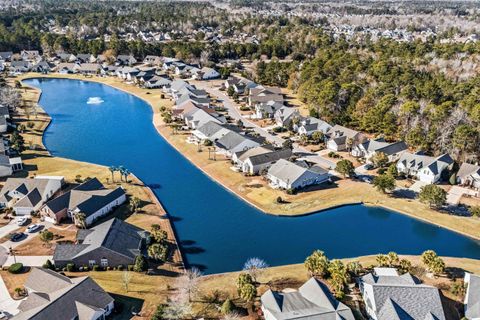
[0,0,479,320]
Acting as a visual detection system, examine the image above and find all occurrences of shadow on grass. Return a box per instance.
[108,293,144,320]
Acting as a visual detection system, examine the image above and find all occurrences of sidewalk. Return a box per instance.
[3,255,52,267]
[0,274,21,317]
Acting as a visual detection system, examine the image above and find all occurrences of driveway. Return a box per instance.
[0,274,21,317]
[409,181,429,193]
[3,255,53,267]
[0,221,20,240]
[447,186,478,205]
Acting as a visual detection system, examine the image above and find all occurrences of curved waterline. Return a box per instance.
[24,77,480,274]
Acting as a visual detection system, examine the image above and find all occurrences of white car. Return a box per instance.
[0,311,6,319]
[16,217,28,226]
[26,224,41,233]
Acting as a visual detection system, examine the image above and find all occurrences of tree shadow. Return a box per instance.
[109,293,145,320]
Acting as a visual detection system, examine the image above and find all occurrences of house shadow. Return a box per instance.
[392,189,417,199]
[297,180,339,194]
[441,291,463,320]
[108,293,144,320]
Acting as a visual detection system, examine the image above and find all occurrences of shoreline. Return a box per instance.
[17,74,480,243]
[16,75,185,271]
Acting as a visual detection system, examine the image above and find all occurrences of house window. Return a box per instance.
[88,260,96,267]
[100,258,108,267]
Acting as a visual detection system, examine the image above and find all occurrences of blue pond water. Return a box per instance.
[24,78,480,274]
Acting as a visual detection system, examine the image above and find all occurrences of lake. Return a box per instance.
[24,77,480,274]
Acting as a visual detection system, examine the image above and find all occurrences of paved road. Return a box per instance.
[192,80,286,146]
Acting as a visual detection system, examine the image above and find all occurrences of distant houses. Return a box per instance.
[40,177,126,226]
[359,267,446,320]
[53,218,149,268]
[11,267,114,320]
[261,277,354,320]
[0,176,64,215]
[267,159,330,190]
[396,152,454,184]
[457,163,480,191]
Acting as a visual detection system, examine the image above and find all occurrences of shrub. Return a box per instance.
[128,264,134,271]
[8,263,23,274]
[276,196,283,204]
[117,264,124,271]
[221,298,235,315]
[92,265,100,271]
[286,188,296,195]
[66,263,75,272]
[133,255,148,272]
[42,259,54,270]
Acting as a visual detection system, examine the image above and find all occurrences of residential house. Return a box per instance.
[116,55,137,66]
[295,117,332,136]
[31,61,52,73]
[248,87,284,107]
[457,163,480,191]
[192,67,220,80]
[143,55,162,66]
[56,63,77,74]
[10,61,31,73]
[0,51,13,61]
[53,218,149,268]
[359,267,446,320]
[191,121,234,143]
[233,146,292,175]
[40,178,126,226]
[224,76,256,95]
[396,152,453,184]
[0,176,64,215]
[267,159,330,190]
[274,106,299,127]
[76,53,96,64]
[464,273,480,320]
[215,131,261,157]
[20,50,40,62]
[351,138,408,163]
[77,63,102,75]
[56,52,77,62]
[255,100,284,119]
[326,125,367,151]
[0,135,23,176]
[184,107,225,129]
[169,80,194,96]
[176,94,210,108]
[11,267,114,320]
[144,75,172,89]
[261,277,354,320]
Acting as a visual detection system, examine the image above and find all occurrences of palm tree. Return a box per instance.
[118,166,126,182]
[123,168,131,183]
[74,212,87,229]
[108,166,117,183]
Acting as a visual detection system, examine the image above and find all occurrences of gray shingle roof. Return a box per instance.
[13,268,113,320]
[54,218,147,262]
[457,163,480,181]
[248,148,292,166]
[466,273,480,319]
[261,277,354,320]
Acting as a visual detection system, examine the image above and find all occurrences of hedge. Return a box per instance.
[8,263,23,274]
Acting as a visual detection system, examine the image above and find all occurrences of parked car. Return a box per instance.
[361,176,373,184]
[10,232,24,242]
[26,224,41,233]
[0,310,7,319]
[16,216,29,226]
[364,163,374,170]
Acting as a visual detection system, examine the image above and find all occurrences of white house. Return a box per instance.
[233,146,292,175]
[40,178,126,226]
[215,131,260,157]
[267,159,330,190]
[464,273,480,320]
[193,67,220,80]
[0,176,64,215]
[326,125,367,151]
[184,107,225,129]
[254,101,284,119]
[396,152,453,184]
[295,117,332,136]
[274,106,299,127]
[457,163,480,191]
[261,277,354,320]
[351,138,408,163]
[359,267,446,320]
[191,121,233,143]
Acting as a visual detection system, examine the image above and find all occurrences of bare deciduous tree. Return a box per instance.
[243,257,268,283]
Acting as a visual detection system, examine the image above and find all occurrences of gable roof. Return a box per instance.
[360,269,446,320]
[13,268,113,320]
[268,159,328,184]
[457,163,480,181]
[54,218,147,262]
[397,152,453,174]
[261,277,354,320]
[465,273,480,319]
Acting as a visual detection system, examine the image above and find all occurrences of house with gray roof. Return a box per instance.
[0,176,64,216]
[75,53,96,64]
[255,100,285,119]
[10,61,31,73]
[396,152,453,184]
[233,146,292,175]
[351,138,408,164]
[77,63,102,75]
[184,107,225,130]
[295,117,332,136]
[0,51,13,61]
[465,273,480,319]
[12,267,114,320]
[40,178,126,226]
[457,163,480,191]
[116,54,137,66]
[31,61,52,73]
[54,218,149,268]
[192,67,220,80]
[326,125,367,151]
[261,277,354,320]
[191,121,235,143]
[274,106,299,127]
[248,87,284,107]
[215,131,261,157]
[143,55,162,66]
[267,159,330,190]
[359,267,446,320]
